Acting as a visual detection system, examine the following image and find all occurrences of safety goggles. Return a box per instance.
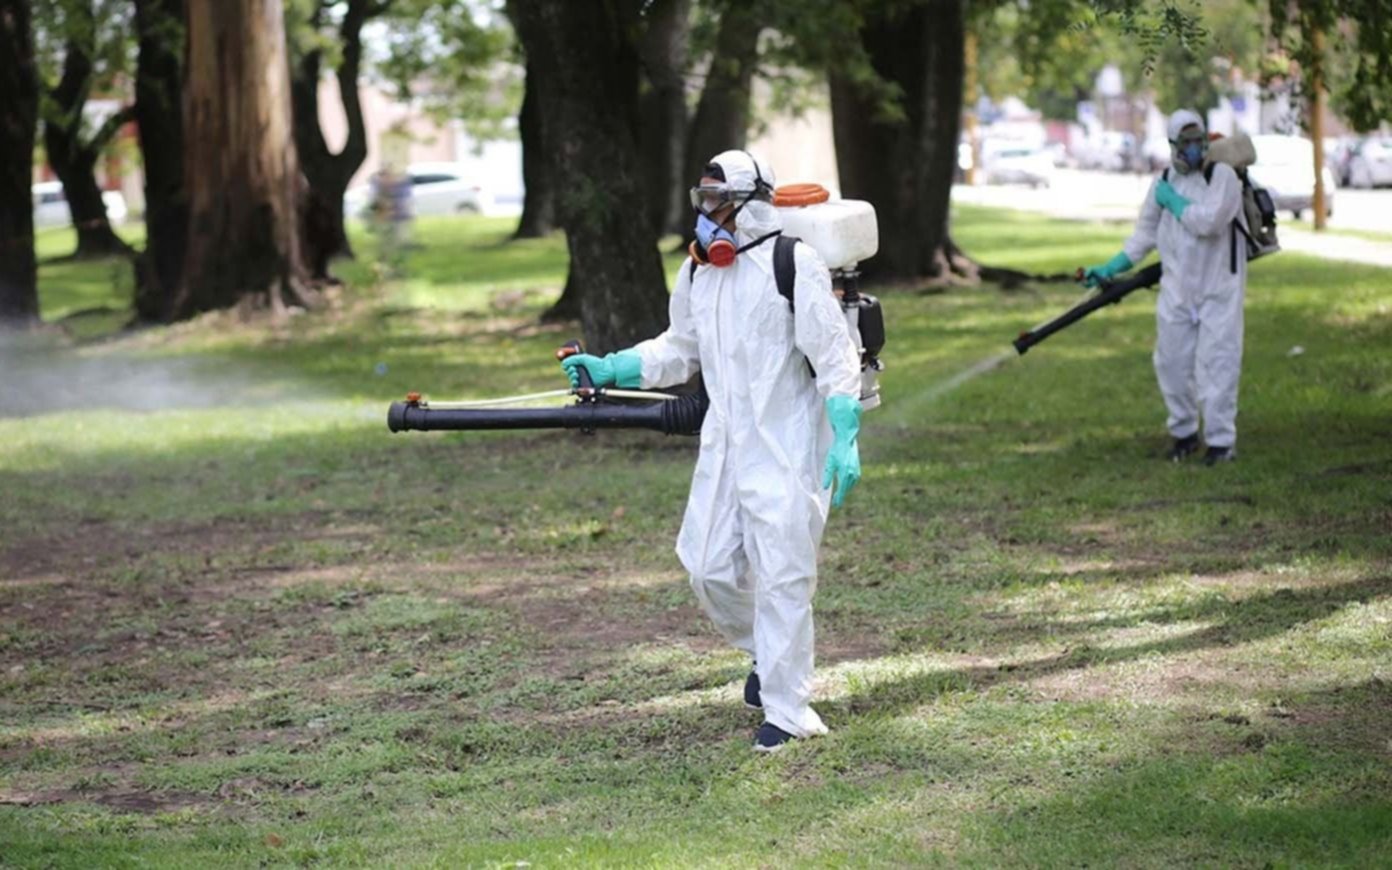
[689,183,756,213]
[1171,131,1208,148]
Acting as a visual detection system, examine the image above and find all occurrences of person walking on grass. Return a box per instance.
[1083,109,1248,465]
[559,150,864,752]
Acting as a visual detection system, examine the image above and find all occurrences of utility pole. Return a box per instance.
[1309,24,1327,230]
[963,30,979,185]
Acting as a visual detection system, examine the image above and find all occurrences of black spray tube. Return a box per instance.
[1013,262,1164,355]
[387,390,709,437]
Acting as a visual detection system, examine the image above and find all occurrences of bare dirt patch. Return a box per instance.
[0,787,209,815]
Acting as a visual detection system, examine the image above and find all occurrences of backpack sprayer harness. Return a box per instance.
[689,231,886,411]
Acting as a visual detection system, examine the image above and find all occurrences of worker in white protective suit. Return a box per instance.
[558,150,863,752]
[1083,109,1247,465]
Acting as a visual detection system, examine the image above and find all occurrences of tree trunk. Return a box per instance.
[511,0,669,352]
[512,53,555,239]
[636,0,690,236]
[291,0,377,276]
[174,0,311,320]
[672,0,762,236]
[539,268,580,323]
[829,0,965,283]
[42,0,132,260]
[132,0,186,322]
[0,0,40,327]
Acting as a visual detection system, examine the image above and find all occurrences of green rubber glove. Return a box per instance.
[1082,251,1133,288]
[1155,179,1190,219]
[822,394,862,508]
[560,349,643,389]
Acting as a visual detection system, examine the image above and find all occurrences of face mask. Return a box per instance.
[693,212,738,267]
[1172,139,1207,174]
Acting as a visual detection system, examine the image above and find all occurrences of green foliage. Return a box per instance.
[1267,0,1392,132]
[31,0,135,135]
[375,0,519,141]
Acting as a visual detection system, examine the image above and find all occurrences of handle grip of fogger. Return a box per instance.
[556,339,595,392]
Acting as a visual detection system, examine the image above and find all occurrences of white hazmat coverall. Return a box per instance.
[631,150,861,738]
[1122,116,1248,450]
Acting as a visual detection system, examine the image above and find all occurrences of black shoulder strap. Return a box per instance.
[1162,168,1169,183]
[689,258,697,281]
[774,234,798,310]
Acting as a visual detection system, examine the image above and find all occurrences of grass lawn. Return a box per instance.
[2,207,1389,867]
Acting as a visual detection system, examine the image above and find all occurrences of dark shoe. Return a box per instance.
[1202,446,1236,466]
[743,668,762,709]
[1167,433,1201,462]
[753,721,795,753]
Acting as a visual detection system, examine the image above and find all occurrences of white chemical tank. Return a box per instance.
[775,196,878,271]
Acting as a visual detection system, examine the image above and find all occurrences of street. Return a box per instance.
[954,168,1391,232]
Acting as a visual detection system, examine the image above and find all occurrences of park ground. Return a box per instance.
[1,207,1390,867]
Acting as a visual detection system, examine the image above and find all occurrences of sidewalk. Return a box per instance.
[952,173,1392,269]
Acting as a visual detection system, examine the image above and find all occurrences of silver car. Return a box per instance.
[1345,138,1392,189]
[1247,135,1336,220]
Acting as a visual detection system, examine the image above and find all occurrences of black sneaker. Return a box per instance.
[753,721,795,753]
[744,668,761,709]
[1167,433,1201,462]
[1202,446,1236,466]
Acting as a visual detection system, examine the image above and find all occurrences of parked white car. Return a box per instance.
[982,147,1054,188]
[1247,134,1335,220]
[345,162,492,220]
[32,181,128,229]
[1345,137,1392,189]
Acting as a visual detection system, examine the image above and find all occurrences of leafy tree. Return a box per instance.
[33,0,134,258]
[776,0,1207,284]
[0,0,41,327]
[173,0,312,319]
[287,0,394,277]
[130,0,184,322]
[1267,0,1392,132]
[509,0,669,351]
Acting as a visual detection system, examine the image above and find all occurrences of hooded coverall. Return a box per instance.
[631,151,861,737]
[1123,112,1248,450]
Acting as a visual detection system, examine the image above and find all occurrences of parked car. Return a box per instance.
[982,147,1054,188]
[32,181,128,229]
[344,162,491,219]
[1345,137,1392,189]
[1247,134,1335,220]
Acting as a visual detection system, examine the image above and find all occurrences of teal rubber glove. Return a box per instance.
[1082,251,1133,288]
[822,394,862,508]
[1155,179,1190,219]
[560,349,643,390]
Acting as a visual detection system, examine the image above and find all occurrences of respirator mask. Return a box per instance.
[688,155,774,267]
[1170,129,1209,175]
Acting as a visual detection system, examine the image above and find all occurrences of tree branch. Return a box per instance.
[86,104,137,152]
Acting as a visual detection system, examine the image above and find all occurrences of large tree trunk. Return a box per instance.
[41,0,132,260]
[636,0,690,237]
[511,0,668,352]
[672,0,762,236]
[173,0,312,320]
[132,0,186,322]
[829,0,965,283]
[291,0,378,277]
[512,53,555,239]
[0,0,40,327]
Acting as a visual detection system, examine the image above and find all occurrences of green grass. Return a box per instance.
[2,206,1389,867]
[1286,218,1392,244]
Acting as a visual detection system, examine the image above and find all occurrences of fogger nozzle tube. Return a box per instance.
[1012,262,1164,355]
[387,391,709,437]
